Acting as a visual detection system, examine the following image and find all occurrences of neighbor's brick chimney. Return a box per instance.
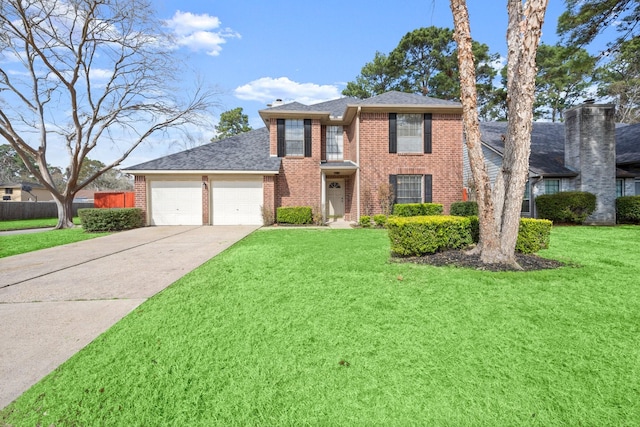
[564,101,616,225]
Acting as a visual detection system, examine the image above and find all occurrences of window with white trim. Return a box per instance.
[522,180,530,213]
[544,179,560,195]
[285,119,304,156]
[396,175,423,204]
[616,179,625,198]
[326,126,343,161]
[397,114,423,153]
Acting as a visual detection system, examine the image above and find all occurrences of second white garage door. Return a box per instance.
[212,178,263,225]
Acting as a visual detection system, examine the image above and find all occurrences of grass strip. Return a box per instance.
[2,226,639,425]
[0,228,109,258]
[0,217,81,231]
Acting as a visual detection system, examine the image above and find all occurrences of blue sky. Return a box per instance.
[118,0,575,166]
[8,1,591,168]
[154,0,570,128]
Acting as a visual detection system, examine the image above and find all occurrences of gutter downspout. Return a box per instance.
[356,106,361,221]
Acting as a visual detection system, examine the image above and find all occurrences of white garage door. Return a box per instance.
[150,181,202,225]
[212,178,263,225]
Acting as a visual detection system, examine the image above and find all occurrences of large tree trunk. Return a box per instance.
[451,0,548,267]
[53,195,75,229]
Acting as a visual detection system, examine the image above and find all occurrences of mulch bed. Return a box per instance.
[393,250,566,272]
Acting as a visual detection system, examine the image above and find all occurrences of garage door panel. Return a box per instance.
[150,181,202,226]
[212,179,263,225]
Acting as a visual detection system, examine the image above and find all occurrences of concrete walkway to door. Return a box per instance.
[0,225,258,409]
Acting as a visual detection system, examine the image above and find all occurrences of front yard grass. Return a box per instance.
[0,217,81,231]
[2,226,639,425]
[0,228,109,258]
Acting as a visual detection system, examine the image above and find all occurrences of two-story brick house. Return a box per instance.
[124,91,463,225]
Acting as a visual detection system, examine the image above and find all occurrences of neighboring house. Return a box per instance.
[73,189,96,204]
[465,102,640,225]
[0,181,53,202]
[124,91,464,226]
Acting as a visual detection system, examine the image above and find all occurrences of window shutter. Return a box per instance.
[389,113,397,153]
[304,119,312,157]
[277,119,285,157]
[424,174,433,202]
[389,174,397,205]
[423,113,432,154]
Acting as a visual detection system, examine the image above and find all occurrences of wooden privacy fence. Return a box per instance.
[0,202,94,220]
[94,192,135,208]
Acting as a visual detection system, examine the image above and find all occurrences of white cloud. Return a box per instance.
[164,11,240,56]
[234,77,342,105]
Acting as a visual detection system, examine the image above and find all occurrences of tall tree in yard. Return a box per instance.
[212,108,252,141]
[450,0,548,267]
[0,0,216,229]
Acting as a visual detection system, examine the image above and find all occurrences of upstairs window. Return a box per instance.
[5,188,13,194]
[285,119,304,156]
[277,119,312,157]
[397,114,423,153]
[389,113,432,154]
[326,126,343,161]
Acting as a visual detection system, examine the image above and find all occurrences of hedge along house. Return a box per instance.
[465,102,640,225]
[124,91,464,226]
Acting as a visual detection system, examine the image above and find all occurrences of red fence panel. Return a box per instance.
[94,192,135,208]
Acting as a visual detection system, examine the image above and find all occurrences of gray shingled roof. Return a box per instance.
[480,122,576,176]
[124,127,280,172]
[616,123,640,165]
[360,91,462,107]
[309,97,360,117]
[480,121,640,176]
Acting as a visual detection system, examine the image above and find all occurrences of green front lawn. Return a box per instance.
[0,228,110,258]
[0,217,81,231]
[2,226,639,425]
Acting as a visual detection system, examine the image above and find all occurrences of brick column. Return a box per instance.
[202,176,210,225]
[134,176,147,225]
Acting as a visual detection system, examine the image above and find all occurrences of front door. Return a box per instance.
[327,180,345,218]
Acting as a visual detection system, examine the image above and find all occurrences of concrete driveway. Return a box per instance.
[0,225,258,409]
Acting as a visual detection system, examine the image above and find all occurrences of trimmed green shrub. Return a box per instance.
[535,191,596,224]
[373,214,388,228]
[276,206,313,224]
[387,215,473,256]
[78,208,144,232]
[616,196,640,224]
[359,216,372,228]
[450,201,478,217]
[516,218,552,254]
[393,203,443,217]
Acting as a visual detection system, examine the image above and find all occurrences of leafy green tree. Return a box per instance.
[342,52,406,98]
[596,38,640,124]
[534,43,597,122]
[0,144,31,183]
[558,0,640,48]
[342,26,498,105]
[212,108,252,141]
[76,158,133,190]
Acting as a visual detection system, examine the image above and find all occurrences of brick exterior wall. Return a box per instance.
[358,112,463,215]
[274,119,323,211]
[134,175,147,225]
[202,176,209,225]
[268,110,463,221]
[263,175,275,222]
